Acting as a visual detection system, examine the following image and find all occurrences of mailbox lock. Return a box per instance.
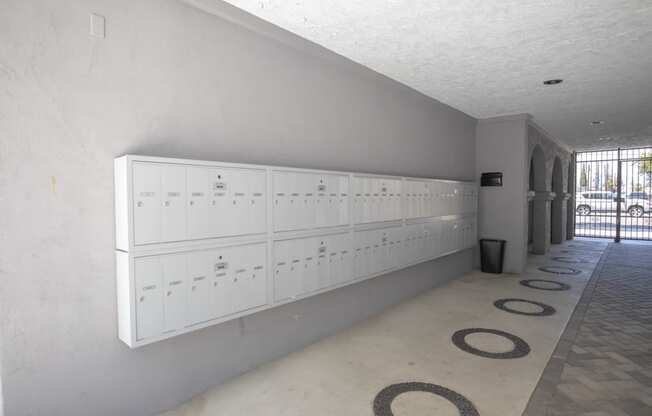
[137,201,143,207]
[139,296,145,302]
[167,291,172,296]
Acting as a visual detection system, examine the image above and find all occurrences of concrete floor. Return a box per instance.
[161,240,608,416]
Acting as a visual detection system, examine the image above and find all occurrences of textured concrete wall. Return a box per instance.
[0,1,476,415]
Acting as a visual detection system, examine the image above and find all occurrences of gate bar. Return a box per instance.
[615,147,622,243]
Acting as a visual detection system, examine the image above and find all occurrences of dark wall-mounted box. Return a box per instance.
[481,172,503,187]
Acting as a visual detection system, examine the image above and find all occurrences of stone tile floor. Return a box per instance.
[524,242,652,416]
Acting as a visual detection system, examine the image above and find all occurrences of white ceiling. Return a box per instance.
[213,0,652,150]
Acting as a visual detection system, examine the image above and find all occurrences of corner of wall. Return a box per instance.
[476,114,530,274]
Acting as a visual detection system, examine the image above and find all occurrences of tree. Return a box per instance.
[639,153,652,180]
[580,166,588,188]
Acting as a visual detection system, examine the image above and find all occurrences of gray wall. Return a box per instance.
[0,1,476,415]
[475,115,529,273]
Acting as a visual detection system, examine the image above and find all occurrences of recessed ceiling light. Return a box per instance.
[591,120,605,125]
[543,79,563,85]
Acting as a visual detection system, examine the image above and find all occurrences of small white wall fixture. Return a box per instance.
[115,155,478,348]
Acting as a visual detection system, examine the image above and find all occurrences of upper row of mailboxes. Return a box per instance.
[124,161,477,247]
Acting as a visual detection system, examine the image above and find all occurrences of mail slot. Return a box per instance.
[481,172,503,187]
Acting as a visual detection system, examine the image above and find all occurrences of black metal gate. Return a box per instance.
[575,147,652,241]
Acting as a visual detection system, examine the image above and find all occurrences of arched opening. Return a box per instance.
[529,145,547,254]
[566,158,575,240]
[551,157,564,244]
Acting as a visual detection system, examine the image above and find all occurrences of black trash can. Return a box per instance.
[479,239,506,274]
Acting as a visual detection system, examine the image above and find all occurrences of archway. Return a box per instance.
[550,157,564,244]
[529,145,547,254]
[566,158,575,240]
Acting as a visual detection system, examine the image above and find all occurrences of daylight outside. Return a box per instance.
[575,147,652,240]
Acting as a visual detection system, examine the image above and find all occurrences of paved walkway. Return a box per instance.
[525,242,652,416]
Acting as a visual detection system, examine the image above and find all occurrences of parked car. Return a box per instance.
[576,191,651,217]
[628,192,651,201]
[625,194,651,217]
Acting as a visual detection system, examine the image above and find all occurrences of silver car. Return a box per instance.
[576,191,650,217]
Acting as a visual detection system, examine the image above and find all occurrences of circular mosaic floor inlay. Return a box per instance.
[520,279,571,291]
[538,266,582,275]
[494,298,556,316]
[564,246,603,252]
[552,256,591,264]
[451,328,531,359]
[373,382,479,416]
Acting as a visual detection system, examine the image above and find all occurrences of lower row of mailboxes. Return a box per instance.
[127,219,476,343]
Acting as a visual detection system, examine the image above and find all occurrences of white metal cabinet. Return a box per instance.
[316,238,330,289]
[327,233,353,285]
[336,175,350,226]
[187,167,211,239]
[353,231,370,279]
[161,166,187,242]
[389,179,402,220]
[315,176,330,228]
[431,181,445,217]
[299,173,316,229]
[161,254,188,333]
[117,155,479,348]
[352,176,400,224]
[134,257,164,340]
[210,248,232,320]
[352,177,364,224]
[326,235,342,286]
[187,167,266,240]
[325,175,349,227]
[186,251,213,326]
[462,184,478,215]
[133,163,163,245]
[339,234,354,283]
[405,180,431,220]
[441,183,452,215]
[301,238,319,294]
[273,239,299,301]
[275,172,348,231]
[273,172,316,232]
[272,171,293,231]
[234,243,267,312]
[222,169,267,236]
[385,227,403,270]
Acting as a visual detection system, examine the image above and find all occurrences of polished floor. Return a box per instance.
[525,242,652,416]
[161,240,609,416]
